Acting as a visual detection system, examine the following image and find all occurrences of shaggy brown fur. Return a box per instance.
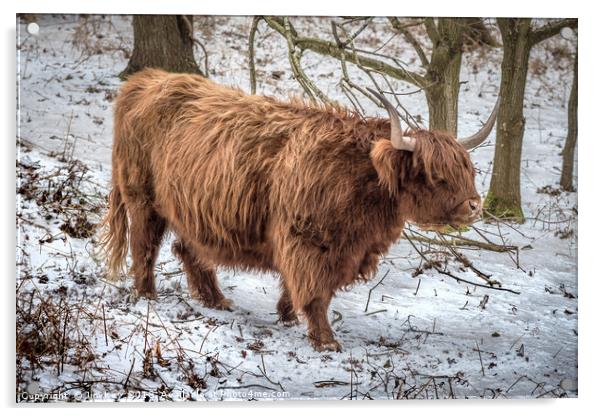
[102,68,481,352]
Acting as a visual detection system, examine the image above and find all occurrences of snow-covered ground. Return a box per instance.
[16,15,577,401]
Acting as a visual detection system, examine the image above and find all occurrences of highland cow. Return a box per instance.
[102,68,498,351]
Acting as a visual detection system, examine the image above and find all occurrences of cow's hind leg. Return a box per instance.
[172,239,232,310]
[277,282,298,325]
[128,203,166,299]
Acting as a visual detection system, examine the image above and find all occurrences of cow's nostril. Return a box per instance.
[469,200,478,212]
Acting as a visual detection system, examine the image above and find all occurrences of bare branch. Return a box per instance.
[282,17,332,104]
[334,18,373,48]
[377,72,422,129]
[262,16,427,88]
[248,17,260,94]
[181,16,209,77]
[424,18,439,43]
[389,17,429,68]
[529,18,577,47]
[331,19,416,126]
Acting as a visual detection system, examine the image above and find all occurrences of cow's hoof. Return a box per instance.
[192,294,233,311]
[212,297,233,311]
[313,340,342,353]
[279,316,300,327]
[136,289,157,300]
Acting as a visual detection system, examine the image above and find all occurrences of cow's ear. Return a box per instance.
[370,139,402,196]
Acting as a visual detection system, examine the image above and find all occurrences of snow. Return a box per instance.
[16,15,577,401]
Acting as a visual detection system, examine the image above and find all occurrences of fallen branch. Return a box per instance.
[402,232,517,253]
[402,231,521,295]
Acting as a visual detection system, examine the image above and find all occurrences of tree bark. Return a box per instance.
[424,18,466,135]
[560,53,577,192]
[485,18,532,222]
[120,15,201,79]
[485,18,577,221]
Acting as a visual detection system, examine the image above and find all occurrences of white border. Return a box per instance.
[11,0,580,17]
[4,1,600,414]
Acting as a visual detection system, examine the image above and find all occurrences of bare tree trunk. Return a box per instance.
[425,49,462,134]
[424,18,466,135]
[560,53,578,192]
[120,15,200,79]
[485,19,532,222]
[485,18,577,221]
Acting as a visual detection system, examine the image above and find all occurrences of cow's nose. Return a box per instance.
[468,198,481,214]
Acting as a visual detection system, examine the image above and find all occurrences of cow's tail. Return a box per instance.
[100,182,129,281]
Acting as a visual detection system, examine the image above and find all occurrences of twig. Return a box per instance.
[16,213,52,233]
[364,269,390,312]
[59,303,70,375]
[389,17,429,68]
[198,324,218,356]
[123,357,136,390]
[217,383,279,391]
[143,302,150,353]
[102,303,108,347]
[257,355,285,390]
[248,17,260,94]
[61,111,74,161]
[413,278,421,296]
[349,350,354,400]
[448,378,455,399]
[365,309,387,316]
[475,341,485,376]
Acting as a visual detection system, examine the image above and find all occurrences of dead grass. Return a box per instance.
[17,154,104,241]
[16,286,97,395]
[71,15,132,63]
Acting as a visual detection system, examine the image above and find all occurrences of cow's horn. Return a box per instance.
[458,97,501,149]
[367,87,416,152]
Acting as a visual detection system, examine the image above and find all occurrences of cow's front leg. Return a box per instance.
[303,295,341,352]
